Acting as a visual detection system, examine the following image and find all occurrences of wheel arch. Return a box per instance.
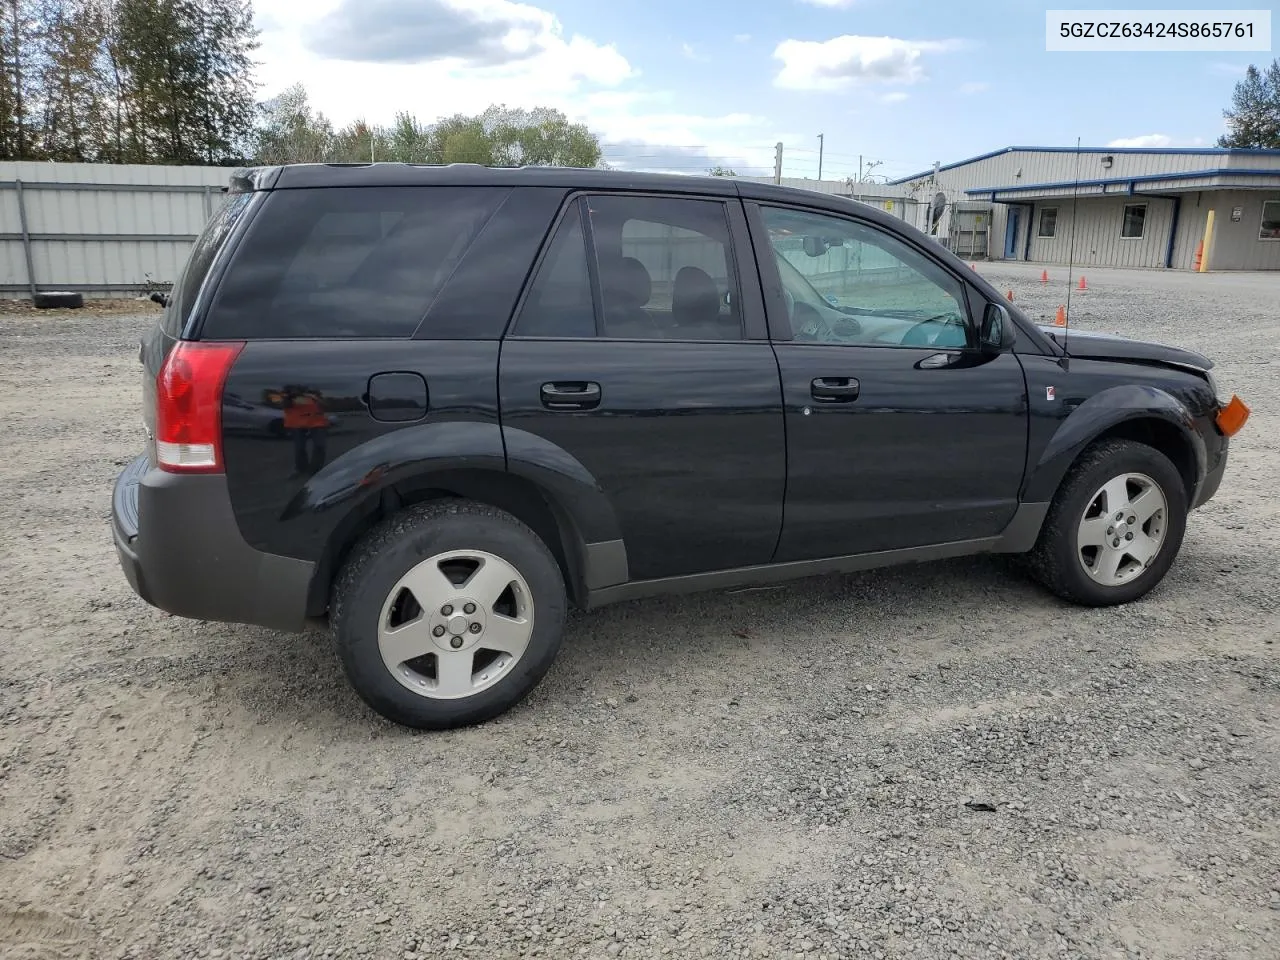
[306,465,624,618]
[1025,385,1206,506]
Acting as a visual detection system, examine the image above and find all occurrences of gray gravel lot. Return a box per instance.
[1,266,1277,960]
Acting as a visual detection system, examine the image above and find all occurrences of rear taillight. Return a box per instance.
[155,341,245,473]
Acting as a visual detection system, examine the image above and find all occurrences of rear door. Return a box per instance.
[499,192,785,582]
[745,201,1029,562]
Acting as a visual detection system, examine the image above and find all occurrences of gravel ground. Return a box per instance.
[1,267,1277,960]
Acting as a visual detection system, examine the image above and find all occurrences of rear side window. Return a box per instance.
[203,186,506,339]
[164,191,252,337]
[514,204,596,338]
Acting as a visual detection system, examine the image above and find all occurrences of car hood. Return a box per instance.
[1037,326,1213,372]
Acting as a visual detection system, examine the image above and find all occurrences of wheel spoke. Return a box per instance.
[1094,547,1124,584]
[1127,531,1161,565]
[434,650,475,697]
[399,561,457,610]
[379,617,436,667]
[483,613,533,656]
[1101,476,1132,514]
[465,557,517,610]
[1130,486,1164,525]
[1078,515,1111,548]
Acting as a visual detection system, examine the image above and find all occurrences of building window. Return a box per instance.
[1037,207,1058,239]
[1261,200,1280,241]
[1121,203,1147,239]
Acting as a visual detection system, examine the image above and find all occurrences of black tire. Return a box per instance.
[33,291,84,309]
[1026,438,1187,607]
[331,500,567,730]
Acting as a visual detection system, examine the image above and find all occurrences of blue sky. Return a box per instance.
[253,0,1277,180]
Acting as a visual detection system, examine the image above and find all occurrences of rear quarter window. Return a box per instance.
[162,191,252,338]
[201,186,507,339]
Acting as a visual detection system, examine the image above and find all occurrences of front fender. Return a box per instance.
[1023,383,1206,503]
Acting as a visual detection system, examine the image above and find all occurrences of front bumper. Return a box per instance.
[1192,435,1228,510]
[112,454,315,632]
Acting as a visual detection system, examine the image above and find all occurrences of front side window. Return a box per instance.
[759,205,971,349]
[1038,206,1058,239]
[1260,200,1280,240]
[1121,203,1147,239]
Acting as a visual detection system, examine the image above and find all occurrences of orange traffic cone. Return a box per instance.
[1006,289,1014,302]
[1040,270,1049,284]
[1077,275,1087,290]
[1054,305,1066,327]
[1193,241,1203,271]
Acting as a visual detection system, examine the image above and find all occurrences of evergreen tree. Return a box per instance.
[1218,59,1280,149]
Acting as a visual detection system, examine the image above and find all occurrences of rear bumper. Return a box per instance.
[112,455,315,632]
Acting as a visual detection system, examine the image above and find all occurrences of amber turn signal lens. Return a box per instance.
[1216,395,1250,437]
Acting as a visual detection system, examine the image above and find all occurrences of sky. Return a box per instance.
[251,0,1279,182]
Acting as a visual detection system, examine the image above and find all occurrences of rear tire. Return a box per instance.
[331,500,567,729]
[1026,438,1187,606]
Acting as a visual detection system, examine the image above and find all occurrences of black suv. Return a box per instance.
[111,164,1249,729]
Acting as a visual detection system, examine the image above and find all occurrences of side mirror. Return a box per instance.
[980,302,1017,352]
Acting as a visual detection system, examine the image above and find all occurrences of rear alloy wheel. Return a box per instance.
[333,501,566,729]
[1027,438,1187,606]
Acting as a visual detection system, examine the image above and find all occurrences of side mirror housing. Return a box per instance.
[980,302,1017,352]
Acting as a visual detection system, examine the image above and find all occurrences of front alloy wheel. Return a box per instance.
[1027,438,1188,607]
[1076,472,1167,587]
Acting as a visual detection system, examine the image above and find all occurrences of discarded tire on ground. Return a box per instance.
[33,291,85,310]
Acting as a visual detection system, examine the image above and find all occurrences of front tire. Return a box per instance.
[1027,438,1188,606]
[331,500,567,729]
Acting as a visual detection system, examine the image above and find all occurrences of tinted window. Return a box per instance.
[514,204,596,338]
[203,187,506,339]
[760,205,971,349]
[164,191,252,337]
[587,195,742,340]
[1121,203,1146,239]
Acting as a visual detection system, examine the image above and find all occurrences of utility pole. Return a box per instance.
[817,134,824,181]
[774,142,783,184]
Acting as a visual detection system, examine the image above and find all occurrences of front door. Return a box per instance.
[745,202,1029,563]
[500,193,786,581]
[1005,207,1020,259]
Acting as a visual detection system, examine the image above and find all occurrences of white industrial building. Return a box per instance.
[888,146,1280,271]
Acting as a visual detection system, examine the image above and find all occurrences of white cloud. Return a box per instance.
[1208,62,1249,77]
[880,91,909,103]
[797,0,859,7]
[1106,134,1208,148]
[254,0,634,127]
[773,35,958,91]
[959,81,989,95]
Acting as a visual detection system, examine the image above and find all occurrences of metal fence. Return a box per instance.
[0,161,232,298]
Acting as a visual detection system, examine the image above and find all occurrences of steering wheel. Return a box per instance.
[792,301,835,342]
[901,313,967,348]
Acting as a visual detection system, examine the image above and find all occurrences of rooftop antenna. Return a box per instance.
[1061,136,1082,364]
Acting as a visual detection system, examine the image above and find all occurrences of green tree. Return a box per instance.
[252,81,333,163]
[707,165,738,176]
[0,0,40,158]
[34,0,110,161]
[1218,58,1280,149]
[481,105,602,167]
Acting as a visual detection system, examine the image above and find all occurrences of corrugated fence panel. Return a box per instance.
[0,161,231,296]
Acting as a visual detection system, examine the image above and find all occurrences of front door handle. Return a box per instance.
[541,381,602,410]
[810,377,859,402]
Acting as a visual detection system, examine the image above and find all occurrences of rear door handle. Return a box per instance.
[540,381,602,410]
[810,377,859,402]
